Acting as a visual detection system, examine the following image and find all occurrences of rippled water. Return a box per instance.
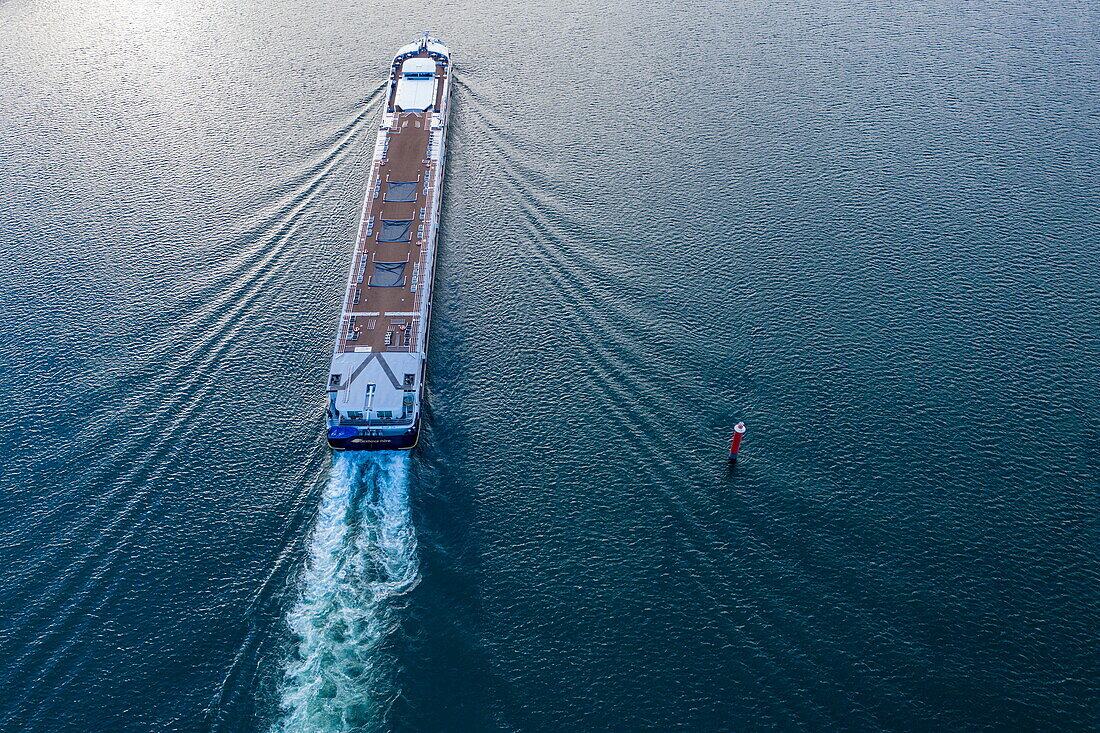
[1,0,1097,730]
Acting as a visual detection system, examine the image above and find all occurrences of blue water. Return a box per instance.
[1,0,1097,730]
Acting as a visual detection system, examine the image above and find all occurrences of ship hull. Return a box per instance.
[327,424,419,451]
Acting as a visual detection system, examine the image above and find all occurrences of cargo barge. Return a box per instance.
[326,35,451,450]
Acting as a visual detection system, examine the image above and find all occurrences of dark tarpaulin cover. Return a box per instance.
[384,181,418,202]
[369,261,406,287]
[378,219,412,242]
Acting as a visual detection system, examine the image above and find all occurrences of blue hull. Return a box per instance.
[326,423,419,451]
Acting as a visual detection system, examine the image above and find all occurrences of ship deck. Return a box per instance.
[335,52,448,355]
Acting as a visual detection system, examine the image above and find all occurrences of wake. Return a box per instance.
[275,452,418,732]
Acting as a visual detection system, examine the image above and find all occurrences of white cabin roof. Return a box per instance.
[403,58,436,75]
[394,70,436,111]
[330,351,419,420]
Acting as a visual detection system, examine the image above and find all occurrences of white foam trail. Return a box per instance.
[275,451,418,732]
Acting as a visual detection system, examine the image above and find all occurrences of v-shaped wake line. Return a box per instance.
[274,451,418,732]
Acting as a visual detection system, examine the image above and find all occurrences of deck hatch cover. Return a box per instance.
[384,182,418,202]
[369,262,406,287]
[378,219,413,242]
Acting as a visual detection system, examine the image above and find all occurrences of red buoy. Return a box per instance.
[729,422,746,461]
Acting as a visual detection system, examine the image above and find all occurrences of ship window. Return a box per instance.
[376,410,393,419]
[347,410,363,419]
[369,261,406,287]
[378,219,412,242]
[384,181,418,202]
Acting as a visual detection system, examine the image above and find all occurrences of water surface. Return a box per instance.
[0,0,1097,730]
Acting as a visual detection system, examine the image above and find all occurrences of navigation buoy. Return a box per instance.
[729,422,746,462]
